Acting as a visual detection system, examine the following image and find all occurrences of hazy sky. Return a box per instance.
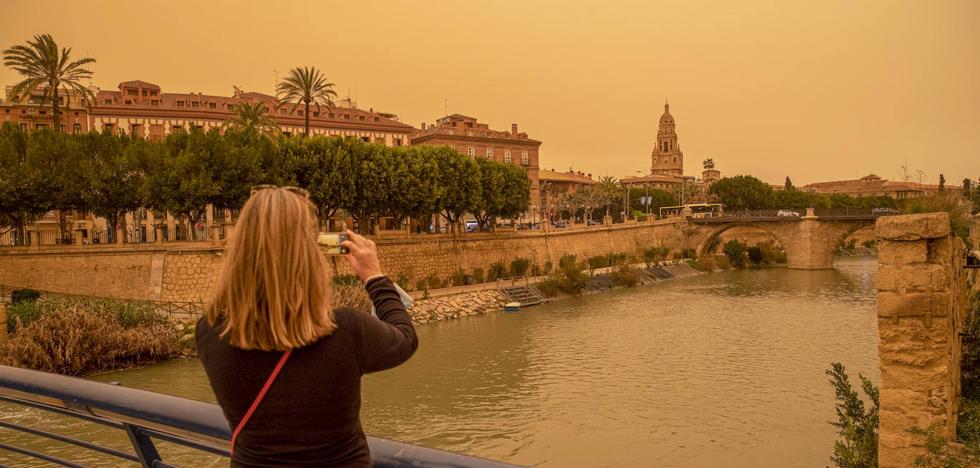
[2,0,977,185]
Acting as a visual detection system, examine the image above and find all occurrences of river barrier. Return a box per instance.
[0,258,880,467]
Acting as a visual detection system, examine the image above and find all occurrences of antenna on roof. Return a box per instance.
[273,70,278,94]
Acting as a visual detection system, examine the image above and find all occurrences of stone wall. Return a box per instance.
[0,220,690,303]
[876,212,969,467]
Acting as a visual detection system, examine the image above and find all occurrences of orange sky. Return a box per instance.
[2,0,978,186]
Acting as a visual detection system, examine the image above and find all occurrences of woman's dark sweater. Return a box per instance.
[196,276,418,467]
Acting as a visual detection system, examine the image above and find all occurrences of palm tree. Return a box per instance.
[223,101,281,137]
[3,34,95,132]
[275,66,337,137]
[595,176,621,218]
[703,158,715,170]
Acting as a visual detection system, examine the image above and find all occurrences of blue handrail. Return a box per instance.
[0,365,521,467]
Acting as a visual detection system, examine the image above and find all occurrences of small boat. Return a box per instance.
[504,302,521,313]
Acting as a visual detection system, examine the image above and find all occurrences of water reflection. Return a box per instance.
[0,257,880,468]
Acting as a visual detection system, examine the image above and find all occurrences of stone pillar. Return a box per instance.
[154,224,164,245]
[211,224,222,246]
[0,301,6,345]
[876,212,966,467]
[74,228,84,246]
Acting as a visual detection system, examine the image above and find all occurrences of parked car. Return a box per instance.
[465,221,478,232]
[872,208,900,216]
[777,210,800,217]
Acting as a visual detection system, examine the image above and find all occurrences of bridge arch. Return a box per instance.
[689,217,877,269]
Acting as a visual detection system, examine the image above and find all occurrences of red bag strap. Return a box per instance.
[230,349,292,456]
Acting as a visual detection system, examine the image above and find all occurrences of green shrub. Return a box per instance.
[535,279,560,298]
[6,301,42,333]
[758,241,787,264]
[543,260,553,274]
[608,253,627,266]
[587,255,610,270]
[510,258,532,277]
[902,193,973,242]
[723,240,748,268]
[11,289,40,304]
[715,254,732,269]
[471,267,485,284]
[861,239,876,249]
[964,292,980,401]
[331,274,361,287]
[488,261,508,281]
[426,273,446,290]
[530,263,542,276]
[549,257,589,295]
[909,420,980,467]
[395,272,412,289]
[681,248,697,259]
[0,301,180,376]
[451,269,469,286]
[609,265,640,287]
[958,398,980,450]
[826,362,878,468]
[643,246,669,267]
[415,279,428,292]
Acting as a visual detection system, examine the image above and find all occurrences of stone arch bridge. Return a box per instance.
[684,209,879,269]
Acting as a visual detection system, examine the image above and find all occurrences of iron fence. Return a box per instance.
[0,366,519,468]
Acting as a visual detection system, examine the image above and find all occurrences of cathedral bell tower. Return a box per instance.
[650,100,684,176]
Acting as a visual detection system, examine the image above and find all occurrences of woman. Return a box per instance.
[197,187,418,467]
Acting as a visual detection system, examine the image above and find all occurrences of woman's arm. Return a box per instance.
[340,231,418,373]
[355,276,418,373]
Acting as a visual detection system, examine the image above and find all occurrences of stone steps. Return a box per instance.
[500,285,547,306]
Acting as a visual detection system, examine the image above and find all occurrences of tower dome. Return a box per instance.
[659,101,674,125]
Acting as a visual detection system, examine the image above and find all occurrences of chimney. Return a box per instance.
[511,123,518,136]
[422,123,427,130]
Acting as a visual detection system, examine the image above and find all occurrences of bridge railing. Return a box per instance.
[0,365,521,468]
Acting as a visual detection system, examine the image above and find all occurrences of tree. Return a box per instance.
[963,178,974,195]
[0,123,45,245]
[939,173,946,192]
[594,176,621,218]
[826,362,878,468]
[276,66,337,137]
[433,148,481,234]
[702,158,715,170]
[629,187,677,215]
[77,132,145,243]
[3,34,95,132]
[223,101,281,138]
[708,175,775,211]
[784,176,795,192]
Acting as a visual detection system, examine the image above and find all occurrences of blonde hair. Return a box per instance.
[206,188,335,351]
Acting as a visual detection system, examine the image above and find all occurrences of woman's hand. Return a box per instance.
[341,230,384,282]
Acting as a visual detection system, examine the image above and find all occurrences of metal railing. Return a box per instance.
[0,365,520,467]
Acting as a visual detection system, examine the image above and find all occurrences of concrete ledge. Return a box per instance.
[876,212,951,241]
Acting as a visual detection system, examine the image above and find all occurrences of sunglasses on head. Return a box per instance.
[250,184,310,198]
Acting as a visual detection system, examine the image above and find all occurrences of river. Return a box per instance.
[0,257,880,467]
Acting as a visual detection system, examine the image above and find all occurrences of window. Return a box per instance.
[313,111,319,117]
[39,110,46,115]
[171,125,183,133]
[124,100,132,105]
[126,89,137,96]
[467,147,475,157]
[19,123,27,131]
[279,109,287,114]
[142,90,148,96]
[394,138,402,146]
[208,103,216,109]
[361,136,370,142]
[359,115,365,121]
[282,131,291,137]
[104,98,113,105]
[504,149,512,164]
[344,114,350,119]
[328,112,335,118]
[521,150,529,165]
[150,100,159,106]
[35,123,47,130]
[373,117,379,122]
[103,123,114,133]
[60,124,66,132]
[130,124,143,137]
[486,147,493,158]
[191,102,200,108]
[176,101,185,107]
[72,123,81,133]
